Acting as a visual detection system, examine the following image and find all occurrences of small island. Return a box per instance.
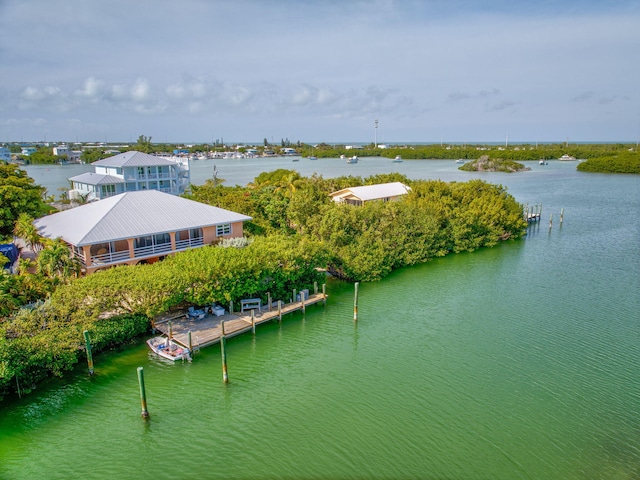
[458,155,530,173]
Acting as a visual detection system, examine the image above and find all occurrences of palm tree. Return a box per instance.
[13,213,44,254]
[37,238,82,280]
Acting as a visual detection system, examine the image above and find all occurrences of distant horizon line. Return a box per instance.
[4,140,638,147]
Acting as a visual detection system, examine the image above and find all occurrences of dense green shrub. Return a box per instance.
[576,151,640,173]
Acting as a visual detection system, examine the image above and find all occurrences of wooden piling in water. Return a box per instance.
[354,282,359,321]
[229,300,233,315]
[314,282,318,294]
[168,321,173,340]
[267,292,272,312]
[278,300,282,322]
[188,331,193,354]
[301,291,306,313]
[549,213,553,229]
[137,367,149,418]
[83,330,94,375]
[323,283,327,306]
[293,289,297,304]
[560,208,564,224]
[251,310,256,334]
[220,321,228,383]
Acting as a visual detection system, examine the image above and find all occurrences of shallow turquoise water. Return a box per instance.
[5,161,639,479]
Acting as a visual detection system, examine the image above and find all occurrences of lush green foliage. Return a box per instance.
[191,171,527,281]
[0,164,53,238]
[0,311,149,398]
[576,151,640,173]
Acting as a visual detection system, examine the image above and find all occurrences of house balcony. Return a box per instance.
[85,237,205,267]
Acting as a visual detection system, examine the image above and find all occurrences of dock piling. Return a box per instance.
[188,331,193,354]
[137,367,149,418]
[83,330,94,375]
[220,321,229,383]
[278,300,282,322]
[560,208,564,224]
[251,309,256,334]
[549,213,553,230]
[322,283,327,306]
[354,282,359,321]
[267,292,272,312]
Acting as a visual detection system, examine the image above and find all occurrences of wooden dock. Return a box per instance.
[153,292,327,352]
[524,203,543,223]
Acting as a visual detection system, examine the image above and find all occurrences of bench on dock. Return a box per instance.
[241,298,261,313]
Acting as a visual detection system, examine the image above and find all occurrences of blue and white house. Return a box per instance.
[0,147,11,162]
[68,151,190,201]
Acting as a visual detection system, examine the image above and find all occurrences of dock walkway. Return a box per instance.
[154,293,327,351]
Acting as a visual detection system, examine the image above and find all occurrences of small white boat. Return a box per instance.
[392,155,403,163]
[539,159,548,165]
[455,159,465,164]
[559,154,576,161]
[308,156,317,160]
[147,336,191,362]
[347,155,358,164]
[340,154,346,160]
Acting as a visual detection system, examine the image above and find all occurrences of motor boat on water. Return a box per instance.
[392,155,403,163]
[347,155,359,164]
[147,336,191,362]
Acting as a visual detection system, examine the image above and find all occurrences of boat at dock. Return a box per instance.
[558,154,576,161]
[147,336,191,362]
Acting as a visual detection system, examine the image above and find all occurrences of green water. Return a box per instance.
[2,162,639,479]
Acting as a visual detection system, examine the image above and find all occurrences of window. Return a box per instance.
[101,184,115,197]
[154,233,170,245]
[135,236,153,248]
[216,224,231,236]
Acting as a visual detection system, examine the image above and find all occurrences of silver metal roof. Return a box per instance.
[91,151,182,167]
[34,190,252,246]
[68,172,126,185]
[330,182,411,202]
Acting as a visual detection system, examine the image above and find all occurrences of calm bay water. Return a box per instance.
[5,158,640,479]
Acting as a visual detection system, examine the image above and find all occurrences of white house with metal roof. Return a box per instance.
[329,182,412,206]
[34,190,251,274]
[68,151,190,201]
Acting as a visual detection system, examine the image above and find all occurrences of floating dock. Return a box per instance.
[153,292,327,352]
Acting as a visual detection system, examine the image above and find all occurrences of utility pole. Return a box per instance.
[374,119,378,148]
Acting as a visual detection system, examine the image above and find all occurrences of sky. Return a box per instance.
[1,0,639,145]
